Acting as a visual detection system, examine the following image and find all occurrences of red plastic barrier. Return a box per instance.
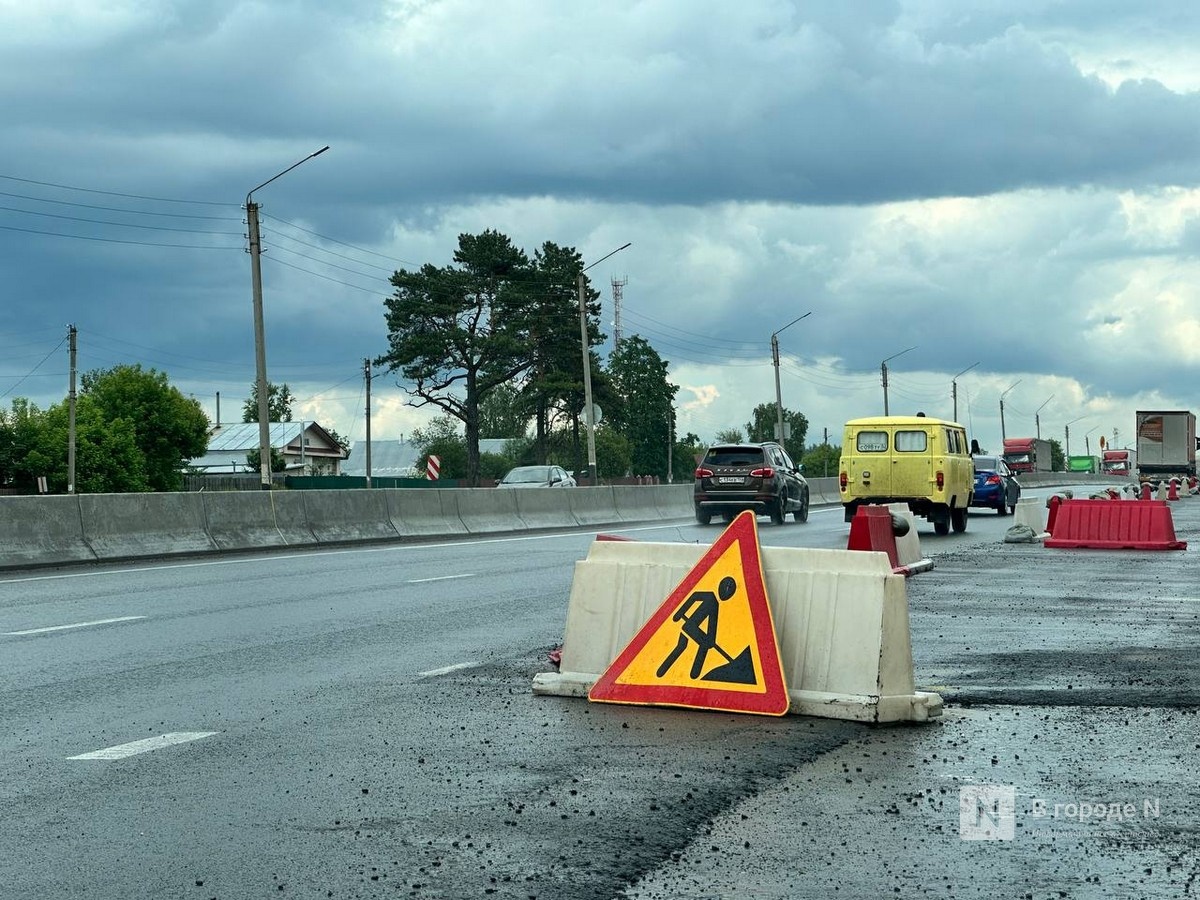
[846,504,899,568]
[1044,499,1186,550]
[1046,495,1062,534]
[1140,483,1153,500]
[1168,479,1181,501]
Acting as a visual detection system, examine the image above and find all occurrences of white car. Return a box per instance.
[497,465,577,488]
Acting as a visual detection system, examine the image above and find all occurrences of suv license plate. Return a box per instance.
[717,476,744,484]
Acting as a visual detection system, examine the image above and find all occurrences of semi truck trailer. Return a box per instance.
[1002,437,1053,474]
[1135,410,1197,483]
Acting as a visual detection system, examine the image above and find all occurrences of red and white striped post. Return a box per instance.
[426,454,441,481]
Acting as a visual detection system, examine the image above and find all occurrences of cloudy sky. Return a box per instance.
[4,0,1200,460]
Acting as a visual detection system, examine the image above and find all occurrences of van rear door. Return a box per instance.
[848,426,892,496]
[890,426,933,497]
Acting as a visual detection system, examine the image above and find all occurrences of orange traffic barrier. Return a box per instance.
[1046,494,1063,534]
[1140,483,1153,501]
[1044,499,1186,550]
[1168,479,1181,501]
[847,504,900,569]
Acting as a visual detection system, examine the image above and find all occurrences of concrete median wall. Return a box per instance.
[303,489,398,544]
[79,492,216,560]
[0,495,96,567]
[0,484,695,571]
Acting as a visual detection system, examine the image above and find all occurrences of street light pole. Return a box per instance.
[1085,426,1099,457]
[771,311,812,445]
[880,347,916,415]
[999,379,1022,442]
[1064,416,1085,460]
[246,145,329,490]
[579,242,631,483]
[952,362,979,423]
[1034,395,1054,440]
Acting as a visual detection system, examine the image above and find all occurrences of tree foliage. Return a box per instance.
[478,382,531,439]
[242,381,295,423]
[801,443,841,478]
[714,427,744,444]
[607,336,677,479]
[744,401,809,461]
[82,364,209,491]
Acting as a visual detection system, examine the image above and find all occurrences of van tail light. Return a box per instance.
[750,467,775,479]
[986,475,1002,485]
[694,467,713,478]
[839,471,848,489]
[936,470,945,489]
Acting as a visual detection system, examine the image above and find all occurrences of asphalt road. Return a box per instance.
[2,487,1197,899]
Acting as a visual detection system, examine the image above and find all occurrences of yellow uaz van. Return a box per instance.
[838,415,974,534]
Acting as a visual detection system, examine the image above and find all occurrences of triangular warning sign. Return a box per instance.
[588,510,789,716]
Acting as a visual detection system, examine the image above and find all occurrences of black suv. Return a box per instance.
[693,442,810,526]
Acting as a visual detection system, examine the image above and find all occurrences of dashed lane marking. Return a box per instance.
[3,615,146,636]
[67,732,219,760]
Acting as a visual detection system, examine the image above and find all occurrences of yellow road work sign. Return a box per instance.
[589,510,789,715]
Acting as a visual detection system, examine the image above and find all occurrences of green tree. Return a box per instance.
[1049,438,1065,472]
[744,402,809,460]
[242,382,295,423]
[11,397,148,493]
[245,447,287,473]
[607,335,678,479]
[594,426,632,482]
[714,427,744,444]
[801,443,841,478]
[80,364,210,491]
[520,241,604,465]
[478,382,531,439]
[412,415,468,481]
[380,230,534,486]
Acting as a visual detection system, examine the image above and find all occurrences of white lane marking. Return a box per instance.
[407,574,477,584]
[417,662,476,678]
[3,615,146,636]
[67,731,218,760]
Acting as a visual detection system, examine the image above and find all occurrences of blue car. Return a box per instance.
[972,455,1021,515]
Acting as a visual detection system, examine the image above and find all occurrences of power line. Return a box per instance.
[0,189,240,221]
[0,173,239,207]
[0,222,241,250]
[0,335,67,400]
[0,204,242,236]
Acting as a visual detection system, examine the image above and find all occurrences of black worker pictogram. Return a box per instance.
[655,575,757,685]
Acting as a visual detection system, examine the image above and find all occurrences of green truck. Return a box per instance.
[1067,455,1100,473]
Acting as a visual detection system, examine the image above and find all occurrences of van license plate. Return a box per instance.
[718,476,744,484]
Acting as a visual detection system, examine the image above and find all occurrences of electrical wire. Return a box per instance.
[0,335,67,400]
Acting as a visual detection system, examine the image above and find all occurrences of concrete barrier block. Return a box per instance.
[535,540,938,723]
[265,491,318,546]
[512,489,580,530]
[302,489,399,544]
[1013,497,1048,538]
[566,486,621,526]
[0,495,96,569]
[79,492,216,561]
[611,485,664,522]
[385,488,467,537]
[455,488,526,534]
[202,490,290,551]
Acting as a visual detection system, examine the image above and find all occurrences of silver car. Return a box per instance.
[497,465,577,488]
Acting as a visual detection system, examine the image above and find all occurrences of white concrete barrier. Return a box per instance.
[612,485,663,522]
[265,491,319,546]
[455,488,527,534]
[512,489,581,530]
[533,539,941,723]
[1013,496,1048,538]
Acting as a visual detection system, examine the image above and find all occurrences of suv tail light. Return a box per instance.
[936,470,945,489]
[839,471,848,489]
[694,467,713,478]
[749,467,775,479]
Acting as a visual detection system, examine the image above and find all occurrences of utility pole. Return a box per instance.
[999,380,1022,442]
[364,358,372,489]
[67,324,77,494]
[880,347,915,416]
[246,198,272,489]
[215,391,221,427]
[578,273,598,482]
[771,312,811,446]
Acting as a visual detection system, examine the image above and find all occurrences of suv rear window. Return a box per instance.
[703,447,765,467]
[895,430,928,452]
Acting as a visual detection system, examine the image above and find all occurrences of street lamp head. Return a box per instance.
[953,361,980,380]
[246,145,331,205]
[1000,379,1022,400]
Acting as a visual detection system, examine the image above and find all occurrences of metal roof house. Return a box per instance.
[341,440,423,478]
[189,422,346,475]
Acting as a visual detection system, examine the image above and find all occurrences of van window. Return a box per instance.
[895,430,928,452]
[943,428,960,454]
[857,431,889,452]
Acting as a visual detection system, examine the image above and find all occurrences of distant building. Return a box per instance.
[189,422,346,475]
